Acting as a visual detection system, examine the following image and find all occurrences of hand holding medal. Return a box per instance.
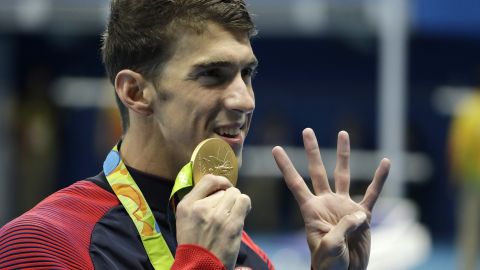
[175,138,250,270]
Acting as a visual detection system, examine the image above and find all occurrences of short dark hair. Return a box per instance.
[101,0,257,132]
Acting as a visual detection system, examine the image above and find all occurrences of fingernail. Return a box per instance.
[354,211,367,222]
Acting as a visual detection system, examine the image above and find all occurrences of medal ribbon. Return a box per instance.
[103,145,178,269]
[169,162,195,207]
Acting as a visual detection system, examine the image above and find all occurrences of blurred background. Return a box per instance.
[0,0,479,269]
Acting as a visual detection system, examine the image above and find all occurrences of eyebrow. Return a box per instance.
[191,58,259,71]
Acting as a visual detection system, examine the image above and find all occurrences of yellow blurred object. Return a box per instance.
[448,90,480,183]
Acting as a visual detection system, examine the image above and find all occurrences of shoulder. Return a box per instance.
[0,180,119,269]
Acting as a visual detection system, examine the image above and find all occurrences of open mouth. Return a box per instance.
[215,126,242,138]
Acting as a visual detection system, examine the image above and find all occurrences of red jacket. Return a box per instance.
[0,169,274,270]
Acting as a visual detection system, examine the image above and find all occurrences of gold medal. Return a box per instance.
[191,138,238,186]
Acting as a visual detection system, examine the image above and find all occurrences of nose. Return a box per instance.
[224,73,255,114]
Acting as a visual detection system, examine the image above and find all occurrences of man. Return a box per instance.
[0,0,390,269]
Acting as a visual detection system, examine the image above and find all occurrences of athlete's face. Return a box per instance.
[151,22,257,169]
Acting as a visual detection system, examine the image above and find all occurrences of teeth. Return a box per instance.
[218,127,240,136]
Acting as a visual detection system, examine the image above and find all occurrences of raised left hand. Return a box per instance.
[272,128,390,270]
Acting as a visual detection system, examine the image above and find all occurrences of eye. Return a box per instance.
[241,67,257,80]
[197,68,229,85]
[199,68,222,78]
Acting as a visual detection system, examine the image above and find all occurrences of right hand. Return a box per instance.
[176,174,251,270]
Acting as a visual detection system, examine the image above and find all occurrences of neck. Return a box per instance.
[119,123,180,181]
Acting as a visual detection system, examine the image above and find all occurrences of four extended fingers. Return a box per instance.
[274,129,355,203]
[276,129,389,207]
[273,129,390,269]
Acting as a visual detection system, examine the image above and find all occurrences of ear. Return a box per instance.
[115,69,154,116]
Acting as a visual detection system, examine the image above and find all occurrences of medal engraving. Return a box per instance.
[191,138,238,186]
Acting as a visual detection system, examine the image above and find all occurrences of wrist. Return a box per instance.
[174,244,226,270]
